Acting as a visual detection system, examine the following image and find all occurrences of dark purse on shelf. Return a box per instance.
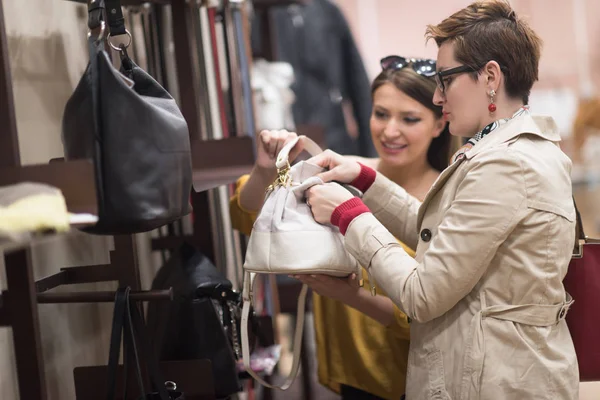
[108,287,185,400]
[146,243,256,399]
[61,0,192,235]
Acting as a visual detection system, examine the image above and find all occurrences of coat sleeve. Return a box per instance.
[344,149,527,323]
[229,175,257,236]
[360,172,422,251]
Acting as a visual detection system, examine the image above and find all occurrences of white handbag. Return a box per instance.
[240,136,364,390]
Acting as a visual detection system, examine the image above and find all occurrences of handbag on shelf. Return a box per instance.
[107,287,185,400]
[240,136,363,390]
[563,201,600,381]
[61,0,192,235]
[147,243,258,398]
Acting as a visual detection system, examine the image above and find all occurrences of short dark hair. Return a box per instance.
[425,0,542,104]
[372,67,456,172]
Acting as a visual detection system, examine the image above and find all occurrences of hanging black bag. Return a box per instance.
[146,243,260,399]
[62,0,192,235]
[107,287,185,400]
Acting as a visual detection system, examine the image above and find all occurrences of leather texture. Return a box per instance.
[108,287,184,400]
[146,243,245,398]
[563,203,600,381]
[62,0,192,235]
[241,136,359,390]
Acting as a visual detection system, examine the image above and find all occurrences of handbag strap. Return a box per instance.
[574,198,586,243]
[104,0,127,36]
[276,135,323,169]
[123,290,147,400]
[107,287,129,400]
[86,0,127,40]
[241,272,308,390]
[128,295,172,400]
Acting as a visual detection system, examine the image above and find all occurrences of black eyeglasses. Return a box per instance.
[380,55,437,78]
[435,63,509,94]
[434,65,478,94]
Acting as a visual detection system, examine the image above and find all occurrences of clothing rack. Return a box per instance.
[0,0,259,399]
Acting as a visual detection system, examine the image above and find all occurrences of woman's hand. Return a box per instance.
[239,130,305,212]
[291,273,361,303]
[255,130,305,175]
[306,182,354,224]
[307,149,362,184]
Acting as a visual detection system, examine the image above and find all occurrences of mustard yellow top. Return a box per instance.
[230,175,412,399]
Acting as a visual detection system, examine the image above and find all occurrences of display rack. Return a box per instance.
[0,0,259,398]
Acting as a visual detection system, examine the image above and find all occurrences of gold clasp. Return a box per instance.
[266,162,292,193]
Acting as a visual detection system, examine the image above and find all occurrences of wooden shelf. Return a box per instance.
[0,160,97,215]
[191,136,254,192]
[66,0,171,5]
[252,0,306,9]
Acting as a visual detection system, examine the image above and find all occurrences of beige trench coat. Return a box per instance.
[345,113,579,399]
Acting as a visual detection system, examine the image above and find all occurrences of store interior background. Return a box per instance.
[0,0,599,399]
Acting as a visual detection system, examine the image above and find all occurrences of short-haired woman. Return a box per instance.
[302,1,579,398]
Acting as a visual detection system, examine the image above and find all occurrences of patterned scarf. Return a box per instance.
[452,106,530,163]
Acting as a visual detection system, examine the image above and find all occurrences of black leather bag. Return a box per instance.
[108,287,185,400]
[62,0,192,235]
[147,243,256,399]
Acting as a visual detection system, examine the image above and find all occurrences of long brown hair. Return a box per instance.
[371,67,456,172]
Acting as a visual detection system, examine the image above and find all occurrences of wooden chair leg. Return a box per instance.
[5,248,48,400]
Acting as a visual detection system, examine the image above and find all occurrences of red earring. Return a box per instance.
[488,90,497,113]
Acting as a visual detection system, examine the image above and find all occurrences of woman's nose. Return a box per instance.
[433,86,445,106]
[383,121,402,139]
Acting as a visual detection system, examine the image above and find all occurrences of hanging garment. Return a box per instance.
[252,58,296,131]
[251,0,376,157]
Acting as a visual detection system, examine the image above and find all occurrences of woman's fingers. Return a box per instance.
[288,135,306,162]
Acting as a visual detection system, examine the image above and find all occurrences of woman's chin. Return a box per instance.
[379,153,409,168]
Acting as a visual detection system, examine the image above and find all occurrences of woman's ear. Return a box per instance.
[483,61,502,93]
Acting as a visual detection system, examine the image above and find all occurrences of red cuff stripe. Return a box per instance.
[331,197,370,235]
[351,163,376,192]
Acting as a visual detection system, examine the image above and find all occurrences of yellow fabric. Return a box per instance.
[229,175,412,399]
[0,194,70,238]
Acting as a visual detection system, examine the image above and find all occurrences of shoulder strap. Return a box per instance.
[106,287,128,400]
[241,272,308,390]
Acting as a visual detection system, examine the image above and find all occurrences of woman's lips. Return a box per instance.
[381,142,408,154]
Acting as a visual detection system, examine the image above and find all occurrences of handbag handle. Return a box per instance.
[87,0,127,38]
[241,272,308,390]
[276,135,323,169]
[107,288,130,400]
[573,198,600,258]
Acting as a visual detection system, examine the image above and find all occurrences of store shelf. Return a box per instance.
[253,0,306,9]
[0,159,97,215]
[66,0,171,5]
[191,136,255,193]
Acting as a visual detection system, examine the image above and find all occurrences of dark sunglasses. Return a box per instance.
[380,55,437,78]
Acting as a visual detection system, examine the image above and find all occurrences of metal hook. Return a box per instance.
[107,29,133,52]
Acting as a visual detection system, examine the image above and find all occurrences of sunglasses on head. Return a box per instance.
[380,55,437,78]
